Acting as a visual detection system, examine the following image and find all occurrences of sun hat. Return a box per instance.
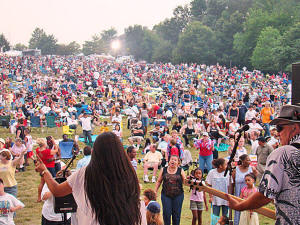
[270,105,300,125]
[0,138,5,144]
[146,201,161,214]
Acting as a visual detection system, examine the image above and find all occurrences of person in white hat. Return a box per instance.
[226,105,300,224]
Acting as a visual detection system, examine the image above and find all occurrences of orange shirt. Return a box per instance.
[261,107,274,123]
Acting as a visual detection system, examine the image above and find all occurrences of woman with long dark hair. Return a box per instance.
[35,132,141,225]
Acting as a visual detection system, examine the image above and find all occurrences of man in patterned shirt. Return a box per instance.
[226,105,300,225]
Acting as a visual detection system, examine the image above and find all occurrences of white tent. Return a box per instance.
[4,50,22,57]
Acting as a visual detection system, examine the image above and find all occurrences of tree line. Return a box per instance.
[0,0,300,72]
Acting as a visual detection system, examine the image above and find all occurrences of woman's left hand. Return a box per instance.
[35,154,47,173]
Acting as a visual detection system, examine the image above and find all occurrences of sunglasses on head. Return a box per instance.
[276,123,291,132]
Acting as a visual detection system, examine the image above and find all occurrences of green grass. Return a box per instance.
[0,117,275,225]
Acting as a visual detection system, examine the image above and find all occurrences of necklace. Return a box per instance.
[168,167,177,174]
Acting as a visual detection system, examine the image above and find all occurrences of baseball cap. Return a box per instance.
[257,136,266,142]
[146,201,161,214]
[0,138,5,144]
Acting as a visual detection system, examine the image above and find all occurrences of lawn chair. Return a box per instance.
[59,141,74,165]
[62,125,75,139]
[0,115,10,129]
[29,116,41,131]
[45,115,57,133]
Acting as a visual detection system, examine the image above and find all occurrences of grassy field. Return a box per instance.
[0,117,275,225]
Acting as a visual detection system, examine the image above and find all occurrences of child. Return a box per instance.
[113,124,122,141]
[143,189,156,206]
[216,215,229,225]
[11,138,26,171]
[206,158,230,221]
[190,168,208,225]
[146,201,163,225]
[169,138,179,158]
[100,121,109,133]
[0,178,24,225]
[234,137,247,161]
[239,173,259,225]
[24,128,34,166]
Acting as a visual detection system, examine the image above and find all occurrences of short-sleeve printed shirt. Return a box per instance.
[258,145,300,225]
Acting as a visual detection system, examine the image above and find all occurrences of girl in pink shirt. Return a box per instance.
[189,168,208,225]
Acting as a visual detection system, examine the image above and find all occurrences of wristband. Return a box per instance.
[40,170,48,177]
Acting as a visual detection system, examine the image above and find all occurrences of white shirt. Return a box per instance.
[41,184,71,222]
[235,147,248,161]
[112,115,122,124]
[166,110,172,118]
[267,136,279,148]
[251,140,259,155]
[80,117,92,131]
[0,193,24,225]
[68,107,77,113]
[245,110,257,121]
[60,111,70,118]
[248,122,263,133]
[67,117,78,126]
[42,106,51,114]
[206,169,229,206]
[67,167,99,225]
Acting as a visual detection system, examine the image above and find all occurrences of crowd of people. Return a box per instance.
[0,53,297,225]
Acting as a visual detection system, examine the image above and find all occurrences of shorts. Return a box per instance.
[190,200,204,211]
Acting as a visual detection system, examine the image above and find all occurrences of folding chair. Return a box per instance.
[29,116,41,132]
[62,125,75,139]
[46,115,57,133]
[59,141,74,165]
[0,115,10,129]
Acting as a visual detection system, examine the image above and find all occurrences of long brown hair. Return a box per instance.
[84,132,141,225]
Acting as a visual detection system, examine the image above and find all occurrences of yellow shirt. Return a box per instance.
[261,107,274,124]
[100,126,110,133]
[0,161,17,187]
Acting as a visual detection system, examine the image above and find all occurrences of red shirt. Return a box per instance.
[36,148,55,168]
[170,146,179,157]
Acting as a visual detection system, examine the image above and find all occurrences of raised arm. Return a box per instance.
[35,155,72,197]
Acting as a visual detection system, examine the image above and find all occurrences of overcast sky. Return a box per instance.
[1,0,191,45]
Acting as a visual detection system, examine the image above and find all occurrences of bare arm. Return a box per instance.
[154,169,163,194]
[50,143,59,155]
[226,191,272,211]
[35,155,72,197]
[12,150,26,167]
[42,191,52,201]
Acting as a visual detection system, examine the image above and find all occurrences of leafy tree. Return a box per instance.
[0,34,10,52]
[100,28,117,53]
[56,41,81,55]
[152,40,173,63]
[153,5,190,45]
[125,25,148,60]
[190,0,207,21]
[172,21,217,64]
[82,35,105,55]
[14,43,27,51]
[251,27,282,72]
[29,28,57,55]
[201,0,228,28]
